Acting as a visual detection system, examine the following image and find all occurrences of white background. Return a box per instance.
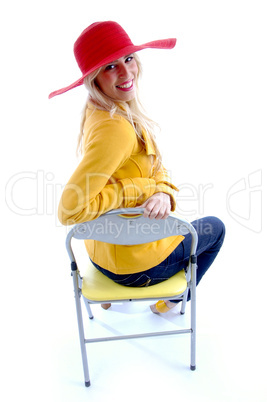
[1,1,266,401]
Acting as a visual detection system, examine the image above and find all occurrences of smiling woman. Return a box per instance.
[95,55,138,101]
[49,20,225,314]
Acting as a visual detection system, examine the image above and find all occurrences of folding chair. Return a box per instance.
[65,208,198,387]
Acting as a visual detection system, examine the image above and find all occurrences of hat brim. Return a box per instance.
[48,38,176,99]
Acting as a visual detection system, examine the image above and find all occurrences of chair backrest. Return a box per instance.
[66,208,198,263]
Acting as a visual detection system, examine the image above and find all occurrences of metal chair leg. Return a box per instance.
[180,287,189,315]
[73,272,91,386]
[83,297,94,319]
[190,258,197,370]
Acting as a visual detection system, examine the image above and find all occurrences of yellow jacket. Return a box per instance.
[58,105,184,274]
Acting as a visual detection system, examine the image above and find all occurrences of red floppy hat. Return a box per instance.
[48,21,176,99]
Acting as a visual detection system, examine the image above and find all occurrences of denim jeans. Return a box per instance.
[91,216,225,300]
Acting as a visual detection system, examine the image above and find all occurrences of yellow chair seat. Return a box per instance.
[82,261,187,302]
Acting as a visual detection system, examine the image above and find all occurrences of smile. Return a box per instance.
[116,80,133,90]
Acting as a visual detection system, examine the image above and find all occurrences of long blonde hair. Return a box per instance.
[77,54,162,172]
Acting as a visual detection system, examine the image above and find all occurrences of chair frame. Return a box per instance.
[65,208,198,387]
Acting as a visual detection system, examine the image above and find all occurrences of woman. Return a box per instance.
[49,21,225,313]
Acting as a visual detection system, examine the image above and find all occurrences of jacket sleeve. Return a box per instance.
[58,117,157,225]
[153,164,179,211]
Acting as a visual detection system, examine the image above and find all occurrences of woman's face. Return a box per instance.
[95,55,138,102]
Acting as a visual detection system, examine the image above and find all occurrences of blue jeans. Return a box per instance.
[91,216,225,301]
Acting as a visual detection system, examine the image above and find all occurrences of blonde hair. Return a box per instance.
[77,54,162,172]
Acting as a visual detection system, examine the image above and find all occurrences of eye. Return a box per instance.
[104,63,116,71]
[125,55,134,63]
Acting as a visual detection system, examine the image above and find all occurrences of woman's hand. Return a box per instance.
[139,192,172,220]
